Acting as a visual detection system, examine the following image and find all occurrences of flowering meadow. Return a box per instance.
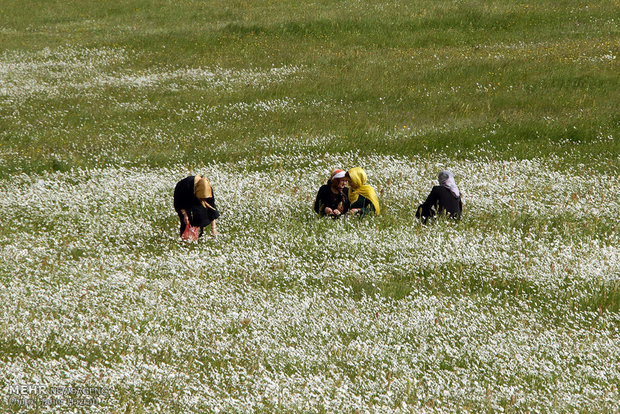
[1,0,619,412]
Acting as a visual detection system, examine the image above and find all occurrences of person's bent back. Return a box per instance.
[416,170,462,224]
[174,175,220,238]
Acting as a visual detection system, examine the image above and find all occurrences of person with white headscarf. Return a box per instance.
[314,169,350,217]
[416,170,462,224]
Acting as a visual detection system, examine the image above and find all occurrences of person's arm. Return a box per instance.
[181,209,190,225]
[349,196,375,216]
[178,209,190,236]
[358,200,375,216]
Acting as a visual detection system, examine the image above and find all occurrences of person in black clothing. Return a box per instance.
[314,169,350,217]
[416,170,463,224]
[174,175,220,238]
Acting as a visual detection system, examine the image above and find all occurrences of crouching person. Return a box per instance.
[314,169,350,217]
[346,167,381,216]
[174,174,220,240]
[416,170,462,224]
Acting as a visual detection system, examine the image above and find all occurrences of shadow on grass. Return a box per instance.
[343,263,619,314]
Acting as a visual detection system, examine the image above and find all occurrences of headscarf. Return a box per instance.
[328,169,346,186]
[330,169,346,181]
[438,170,460,198]
[194,175,216,210]
[347,167,381,215]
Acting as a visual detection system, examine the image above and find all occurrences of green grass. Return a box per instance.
[1,0,618,174]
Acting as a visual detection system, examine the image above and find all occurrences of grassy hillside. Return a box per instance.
[1,0,618,173]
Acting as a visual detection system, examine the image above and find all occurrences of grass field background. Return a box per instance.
[0,0,618,412]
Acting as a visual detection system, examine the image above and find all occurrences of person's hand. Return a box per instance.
[349,208,360,215]
[211,228,219,236]
[333,209,341,216]
[324,207,333,215]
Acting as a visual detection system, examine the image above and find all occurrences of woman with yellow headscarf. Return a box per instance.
[173,174,220,239]
[346,167,381,216]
